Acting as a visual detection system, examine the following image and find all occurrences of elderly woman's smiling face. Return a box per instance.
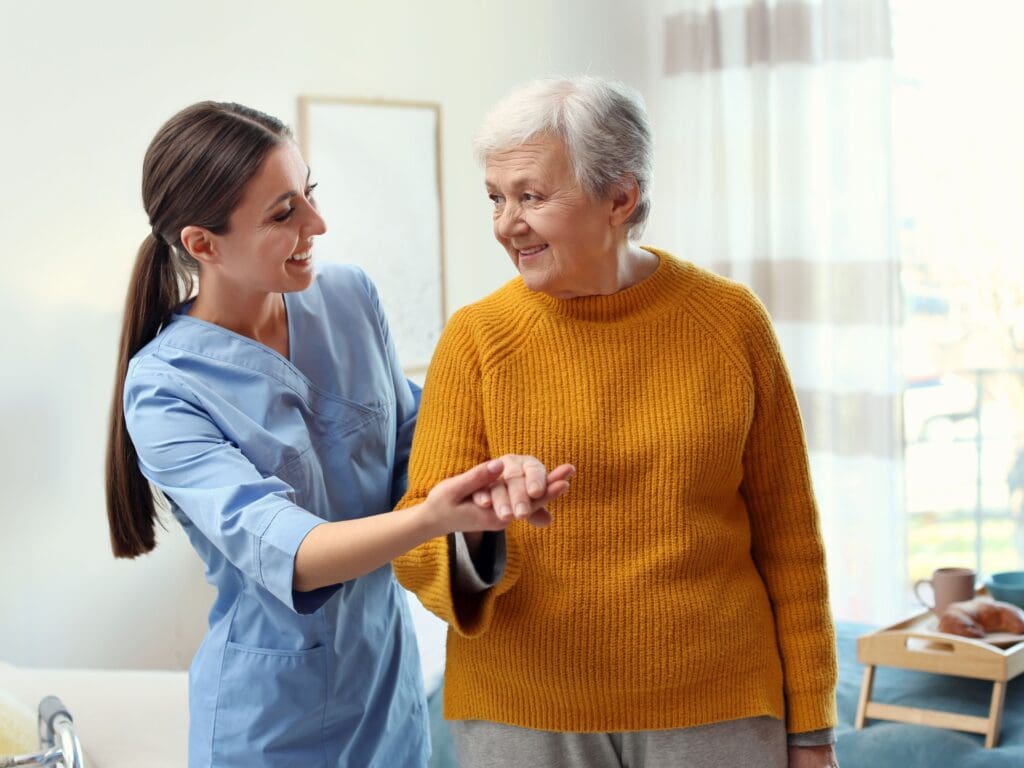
[485,134,624,298]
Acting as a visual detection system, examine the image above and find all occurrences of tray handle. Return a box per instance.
[860,630,999,661]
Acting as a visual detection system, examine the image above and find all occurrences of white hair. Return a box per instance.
[473,75,653,239]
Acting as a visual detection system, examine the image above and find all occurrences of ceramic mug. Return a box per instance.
[913,567,976,615]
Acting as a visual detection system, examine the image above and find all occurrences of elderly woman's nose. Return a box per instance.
[495,203,526,237]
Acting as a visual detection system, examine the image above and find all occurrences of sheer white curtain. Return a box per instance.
[656,0,903,623]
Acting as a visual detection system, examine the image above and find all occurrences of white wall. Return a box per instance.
[0,0,667,670]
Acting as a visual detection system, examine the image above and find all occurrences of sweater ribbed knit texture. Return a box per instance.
[394,248,838,734]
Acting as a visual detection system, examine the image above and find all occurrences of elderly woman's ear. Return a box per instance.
[609,174,641,227]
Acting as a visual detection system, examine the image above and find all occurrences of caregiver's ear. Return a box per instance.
[180,226,218,264]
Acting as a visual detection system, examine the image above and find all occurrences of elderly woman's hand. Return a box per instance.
[788,744,839,768]
[423,457,572,544]
[472,455,575,527]
[460,455,575,554]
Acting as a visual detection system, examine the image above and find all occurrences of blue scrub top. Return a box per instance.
[123,265,429,767]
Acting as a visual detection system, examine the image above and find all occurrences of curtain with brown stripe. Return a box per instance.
[658,0,902,623]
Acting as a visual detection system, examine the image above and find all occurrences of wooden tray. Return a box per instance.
[856,595,1024,748]
[902,613,1024,649]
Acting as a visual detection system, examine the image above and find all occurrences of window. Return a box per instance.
[894,0,1024,588]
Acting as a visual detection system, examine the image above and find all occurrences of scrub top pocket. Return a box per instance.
[213,641,329,767]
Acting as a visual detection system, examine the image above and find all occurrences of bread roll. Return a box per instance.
[938,598,1024,638]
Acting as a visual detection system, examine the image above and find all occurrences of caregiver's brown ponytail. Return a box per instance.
[105,102,290,557]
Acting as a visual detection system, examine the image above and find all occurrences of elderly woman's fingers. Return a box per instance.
[524,478,571,527]
[547,464,576,484]
[488,480,514,521]
[526,507,552,528]
[506,473,533,519]
[521,458,548,498]
[537,479,570,505]
[497,454,549,498]
[520,481,570,524]
[474,474,568,515]
[468,459,574,520]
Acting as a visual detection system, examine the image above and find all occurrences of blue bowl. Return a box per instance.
[985,578,1024,608]
[990,571,1024,587]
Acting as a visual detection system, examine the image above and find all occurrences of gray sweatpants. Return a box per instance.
[449,716,787,768]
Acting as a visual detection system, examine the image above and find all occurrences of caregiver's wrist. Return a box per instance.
[416,498,451,540]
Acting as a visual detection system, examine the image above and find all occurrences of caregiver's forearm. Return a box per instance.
[293,503,442,591]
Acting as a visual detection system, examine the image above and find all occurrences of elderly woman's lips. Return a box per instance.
[517,245,548,258]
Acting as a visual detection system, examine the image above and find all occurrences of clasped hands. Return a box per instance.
[425,455,575,541]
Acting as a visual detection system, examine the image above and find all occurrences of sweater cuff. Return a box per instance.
[784,685,838,735]
[787,727,835,747]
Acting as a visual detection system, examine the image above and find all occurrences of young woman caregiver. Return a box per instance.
[104,101,572,767]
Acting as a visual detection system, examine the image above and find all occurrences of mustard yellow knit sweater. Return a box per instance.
[394,248,837,734]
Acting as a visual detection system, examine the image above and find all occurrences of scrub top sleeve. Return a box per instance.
[391,379,420,507]
[124,370,339,614]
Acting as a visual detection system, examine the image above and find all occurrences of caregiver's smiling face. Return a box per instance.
[194,141,328,297]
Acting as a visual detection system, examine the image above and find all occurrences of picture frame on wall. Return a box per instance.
[297,96,446,376]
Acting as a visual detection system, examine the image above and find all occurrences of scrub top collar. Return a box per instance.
[166,292,323,399]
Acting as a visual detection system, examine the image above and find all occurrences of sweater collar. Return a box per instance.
[517,247,695,324]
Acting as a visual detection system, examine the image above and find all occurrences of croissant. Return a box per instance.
[938,598,1024,638]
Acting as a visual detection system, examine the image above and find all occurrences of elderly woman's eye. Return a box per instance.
[306,182,318,201]
[488,194,504,207]
[273,208,294,222]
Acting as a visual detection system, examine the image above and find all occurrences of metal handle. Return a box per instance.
[53,720,84,768]
[34,696,84,768]
[0,746,62,767]
[0,696,84,768]
[37,696,70,749]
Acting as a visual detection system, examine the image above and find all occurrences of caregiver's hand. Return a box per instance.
[788,745,839,768]
[425,459,570,537]
[459,456,575,555]
[296,460,533,592]
[472,455,575,526]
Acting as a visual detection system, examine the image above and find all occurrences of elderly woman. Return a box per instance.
[394,77,839,768]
